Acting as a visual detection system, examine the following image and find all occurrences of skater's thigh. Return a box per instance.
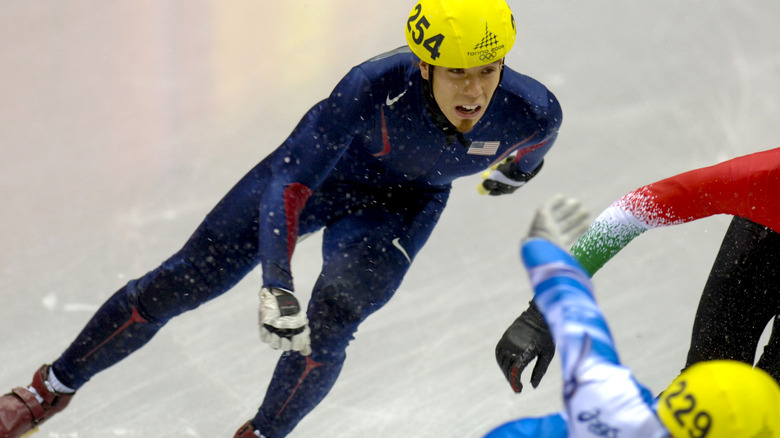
[134,163,273,317]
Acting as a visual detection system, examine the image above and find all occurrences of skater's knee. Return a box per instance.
[310,283,368,327]
[129,258,217,323]
[307,281,396,356]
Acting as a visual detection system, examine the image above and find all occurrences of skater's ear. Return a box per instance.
[419,61,431,80]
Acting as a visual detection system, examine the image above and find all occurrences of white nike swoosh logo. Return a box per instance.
[385,90,407,106]
[392,237,411,263]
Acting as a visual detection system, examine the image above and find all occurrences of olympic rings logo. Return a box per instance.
[479,52,498,61]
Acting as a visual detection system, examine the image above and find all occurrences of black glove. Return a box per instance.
[495,300,555,393]
[478,158,544,196]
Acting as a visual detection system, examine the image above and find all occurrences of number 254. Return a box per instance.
[406,4,445,61]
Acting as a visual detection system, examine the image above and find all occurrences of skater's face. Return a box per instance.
[419,60,502,133]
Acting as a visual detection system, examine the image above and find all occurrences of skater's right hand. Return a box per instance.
[259,287,312,356]
[495,301,555,393]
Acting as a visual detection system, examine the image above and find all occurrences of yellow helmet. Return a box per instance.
[405,0,516,68]
[657,360,780,438]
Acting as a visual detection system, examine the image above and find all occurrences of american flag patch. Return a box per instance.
[467,141,500,156]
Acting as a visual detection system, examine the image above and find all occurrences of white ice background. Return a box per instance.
[1,2,779,437]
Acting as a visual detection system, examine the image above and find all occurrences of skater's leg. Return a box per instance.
[686,216,780,370]
[249,200,443,437]
[51,162,273,390]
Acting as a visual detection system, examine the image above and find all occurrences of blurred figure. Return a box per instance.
[485,195,780,438]
[496,147,780,395]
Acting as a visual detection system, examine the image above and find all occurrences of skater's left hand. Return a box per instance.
[259,287,311,356]
[478,158,544,196]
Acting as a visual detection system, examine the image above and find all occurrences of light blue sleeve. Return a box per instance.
[521,238,620,380]
[520,238,668,438]
[484,413,568,438]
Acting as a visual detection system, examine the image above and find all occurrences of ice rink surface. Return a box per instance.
[1,1,779,436]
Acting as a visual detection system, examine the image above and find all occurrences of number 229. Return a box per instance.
[664,380,712,438]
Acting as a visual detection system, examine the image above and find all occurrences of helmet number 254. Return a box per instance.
[406,4,445,61]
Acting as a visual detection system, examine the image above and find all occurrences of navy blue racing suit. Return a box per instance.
[49,47,562,437]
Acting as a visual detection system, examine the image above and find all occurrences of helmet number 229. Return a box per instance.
[663,380,712,438]
[406,4,445,61]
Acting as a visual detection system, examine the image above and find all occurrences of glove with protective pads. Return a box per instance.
[259,287,311,356]
[478,158,544,196]
[495,300,555,393]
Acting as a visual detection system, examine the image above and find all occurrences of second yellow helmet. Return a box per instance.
[657,360,780,438]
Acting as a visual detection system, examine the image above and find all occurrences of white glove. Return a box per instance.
[259,287,311,356]
[527,194,590,249]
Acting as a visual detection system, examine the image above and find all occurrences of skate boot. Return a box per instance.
[234,420,267,438]
[0,365,74,438]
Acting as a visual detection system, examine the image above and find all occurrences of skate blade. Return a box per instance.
[20,427,39,437]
